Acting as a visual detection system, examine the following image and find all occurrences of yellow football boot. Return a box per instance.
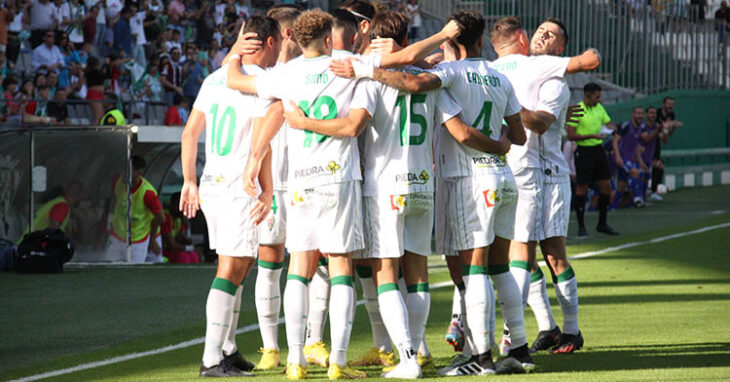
[255,348,281,370]
[303,341,330,367]
[350,347,395,366]
[286,363,307,380]
[327,363,366,379]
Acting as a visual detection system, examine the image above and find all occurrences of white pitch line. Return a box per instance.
[10,222,730,382]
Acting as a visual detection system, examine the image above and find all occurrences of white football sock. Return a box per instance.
[491,267,527,348]
[451,285,463,322]
[202,278,237,367]
[222,284,243,355]
[458,284,474,357]
[406,283,431,357]
[527,268,557,332]
[487,278,496,349]
[357,268,392,352]
[306,265,330,346]
[463,266,492,356]
[509,260,532,305]
[284,275,309,365]
[377,284,416,364]
[255,260,283,350]
[555,267,579,335]
[329,276,355,367]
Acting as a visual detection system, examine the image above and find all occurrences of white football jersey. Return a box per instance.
[537,78,571,183]
[490,54,570,170]
[362,66,461,196]
[429,58,522,178]
[193,64,271,189]
[256,55,377,188]
[267,63,288,191]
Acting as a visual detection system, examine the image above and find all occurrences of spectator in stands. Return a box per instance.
[129,2,147,68]
[69,61,86,99]
[612,106,649,208]
[99,92,125,125]
[689,0,708,23]
[30,0,58,47]
[182,44,204,99]
[168,0,186,25]
[640,107,661,198]
[24,84,55,124]
[716,1,729,43]
[83,4,99,47]
[46,69,59,95]
[107,155,165,263]
[32,29,65,73]
[195,1,215,50]
[164,92,185,125]
[651,96,683,200]
[66,0,87,49]
[113,7,133,57]
[48,87,70,123]
[7,0,28,66]
[160,47,182,105]
[17,78,33,105]
[105,0,124,25]
[138,58,162,102]
[567,82,619,237]
[0,5,14,62]
[234,0,250,19]
[406,0,422,41]
[166,28,183,53]
[85,55,105,122]
[2,76,22,123]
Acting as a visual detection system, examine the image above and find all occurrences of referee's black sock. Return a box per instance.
[598,193,610,226]
[575,194,587,229]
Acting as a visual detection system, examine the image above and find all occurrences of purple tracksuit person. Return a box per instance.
[612,107,648,207]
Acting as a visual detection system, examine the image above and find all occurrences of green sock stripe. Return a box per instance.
[456,282,466,291]
[287,274,310,285]
[211,277,238,295]
[377,283,399,295]
[318,257,329,267]
[546,266,558,284]
[510,260,531,271]
[407,283,430,293]
[258,259,284,270]
[355,265,372,278]
[556,267,576,282]
[331,275,354,287]
[488,264,510,275]
[531,267,545,283]
[462,264,488,275]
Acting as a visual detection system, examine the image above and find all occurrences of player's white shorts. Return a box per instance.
[199,183,258,258]
[259,190,287,246]
[362,192,434,259]
[512,167,543,243]
[435,172,517,255]
[540,181,571,240]
[286,181,364,254]
[107,234,149,263]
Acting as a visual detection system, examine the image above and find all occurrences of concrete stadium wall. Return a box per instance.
[603,90,730,150]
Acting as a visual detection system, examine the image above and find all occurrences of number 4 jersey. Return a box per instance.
[255,55,377,189]
[362,66,462,196]
[192,64,272,190]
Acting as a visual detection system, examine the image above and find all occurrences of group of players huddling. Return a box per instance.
[179,0,602,379]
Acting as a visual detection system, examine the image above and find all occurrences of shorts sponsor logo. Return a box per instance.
[201,174,226,184]
[390,195,406,211]
[472,156,505,167]
[291,190,305,206]
[394,170,430,185]
[483,189,499,207]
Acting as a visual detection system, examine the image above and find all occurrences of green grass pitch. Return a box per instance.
[1,186,729,381]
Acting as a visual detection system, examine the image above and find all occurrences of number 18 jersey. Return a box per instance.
[256,55,377,189]
[193,64,271,190]
[429,58,522,178]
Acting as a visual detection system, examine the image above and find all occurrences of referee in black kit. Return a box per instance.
[566,83,620,237]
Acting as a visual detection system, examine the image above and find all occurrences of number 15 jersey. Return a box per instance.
[193,64,271,190]
[255,55,377,189]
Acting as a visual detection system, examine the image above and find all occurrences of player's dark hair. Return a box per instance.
[131,155,146,170]
[645,106,657,113]
[340,0,375,22]
[244,15,281,43]
[490,16,522,45]
[543,17,568,45]
[331,8,359,32]
[663,96,674,103]
[448,10,485,50]
[584,82,602,94]
[267,4,303,25]
[370,11,409,44]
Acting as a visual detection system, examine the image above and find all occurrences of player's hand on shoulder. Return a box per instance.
[371,37,401,54]
[441,19,463,39]
[283,100,308,129]
[180,181,200,218]
[566,104,584,125]
[330,58,357,79]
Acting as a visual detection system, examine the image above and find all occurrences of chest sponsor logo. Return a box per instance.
[472,156,506,167]
[294,161,341,179]
[394,170,430,185]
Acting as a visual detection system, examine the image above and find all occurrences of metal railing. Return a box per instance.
[420,0,729,95]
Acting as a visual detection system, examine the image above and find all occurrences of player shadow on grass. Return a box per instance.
[528,342,730,373]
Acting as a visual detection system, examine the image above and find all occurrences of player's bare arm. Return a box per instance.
[226,61,259,95]
[243,101,284,197]
[148,211,166,254]
[519,108,555,134]
[179,108,207,218]
[566,104,584,125]
[249,149,273,226]
[566,48,601,74]
[504,112,527,145]
[442,115,511,155]
[641,125,660,143]
[284,100,371,137]
[566,124,604,141]
[612,132,624,167]
[378,20,462,68]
